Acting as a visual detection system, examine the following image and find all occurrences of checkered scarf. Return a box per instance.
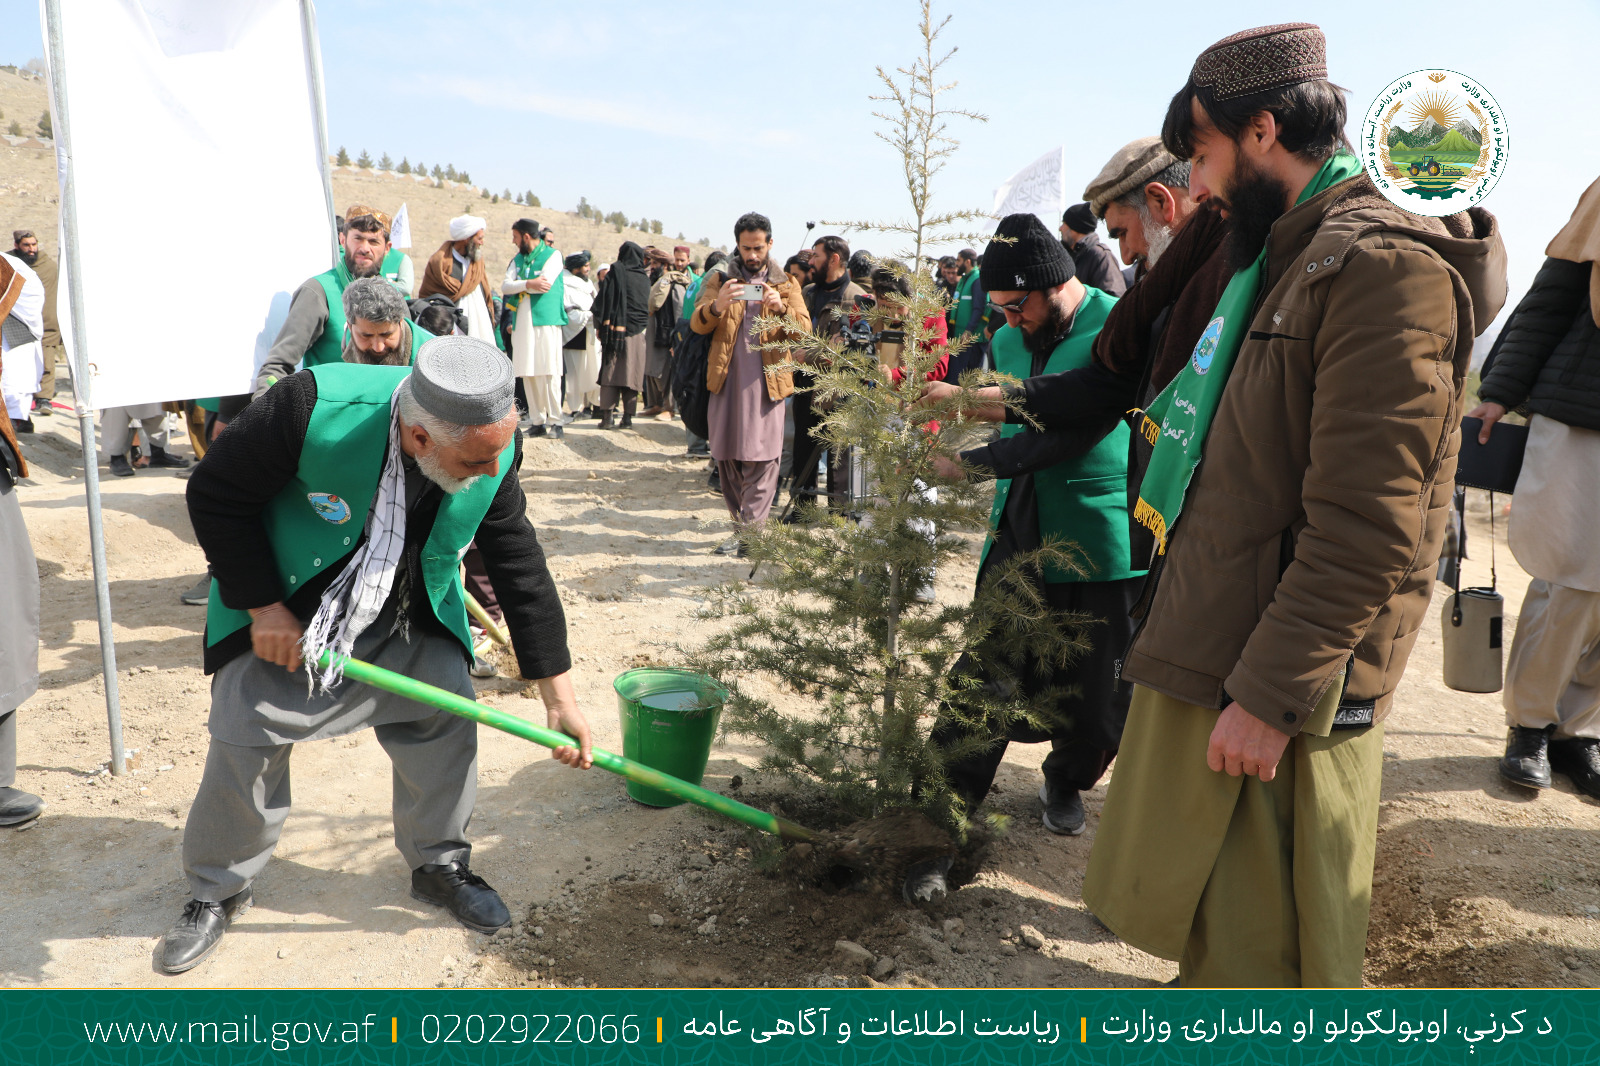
[301,381,409,692]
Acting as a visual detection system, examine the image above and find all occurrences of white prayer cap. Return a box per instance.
[448,214,486,241]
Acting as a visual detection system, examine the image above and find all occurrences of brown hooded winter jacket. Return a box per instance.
[691,263,810,401]
[1123,174,1508,736]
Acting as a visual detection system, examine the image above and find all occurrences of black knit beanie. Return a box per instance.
[1062,202,1097,235]
[981,213,1076,293]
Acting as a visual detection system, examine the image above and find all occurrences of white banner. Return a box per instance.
[991,147,1065,235]
[390,202,412,250]
[46,0,332,409]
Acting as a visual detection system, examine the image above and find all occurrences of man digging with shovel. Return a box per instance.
[162,336,591,975]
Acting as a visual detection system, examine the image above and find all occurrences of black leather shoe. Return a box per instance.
[525,423,547,438]
[159,889,252,974]
[597,412,616,431]
[147,446,191,469]
[1040,782,1087,835]
[109,454,135,477]
[1549,736,1600,799]
[548,424,564,441]
[1500,725,1553,790]
[0,786,43,827]
[411,861,510,933]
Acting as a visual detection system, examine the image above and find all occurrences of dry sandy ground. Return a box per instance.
[3,397,1599,991]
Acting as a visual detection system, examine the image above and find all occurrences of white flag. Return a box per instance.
[390,202,412,250]
[46,0,333,409]
[991,147,1066,235]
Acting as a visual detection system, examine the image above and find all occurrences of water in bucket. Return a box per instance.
[614,668,728,807]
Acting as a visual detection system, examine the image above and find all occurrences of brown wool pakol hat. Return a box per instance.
[1190,22,1326,101]
[1083,137,1180,218]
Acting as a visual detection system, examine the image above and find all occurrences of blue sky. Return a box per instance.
[9,0,1598,316]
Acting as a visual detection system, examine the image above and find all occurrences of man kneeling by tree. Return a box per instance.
[163,336,591,974]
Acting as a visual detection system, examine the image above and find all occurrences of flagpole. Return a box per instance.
[42,0,125,776]
[297,0,338,264]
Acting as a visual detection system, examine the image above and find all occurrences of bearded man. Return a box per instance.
[503,220,567,439]
[1079,23,1506,988]
[928,214,1144,836]
[421,215,501,349]
[255,277,431,389]
[249,205,398,400]
[165,337,590,975]
[12,231,60,420]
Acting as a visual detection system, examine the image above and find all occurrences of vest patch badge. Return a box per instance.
[307,493,352,525]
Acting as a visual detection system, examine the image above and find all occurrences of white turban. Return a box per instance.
[448,214,486,241]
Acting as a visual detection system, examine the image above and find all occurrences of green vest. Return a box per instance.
[984,287,1144,584]
[952,269,979,336]
[204,363,513,660]
[381,248,406,289]
[506,243,568,329]
[307,260,355,368]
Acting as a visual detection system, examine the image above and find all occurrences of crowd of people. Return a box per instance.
[4,19,1598,990]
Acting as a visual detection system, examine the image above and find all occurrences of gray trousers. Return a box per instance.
[100,404,169,460]
[1504,577,1600,740]
[0,710,15,789]
[182,710,477,902]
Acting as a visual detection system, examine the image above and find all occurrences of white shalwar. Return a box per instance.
[504,251,564,427]
[0,254,45,421]
[562,270,601,412]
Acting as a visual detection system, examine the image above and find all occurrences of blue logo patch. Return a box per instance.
[307,493,352,525]
[1191,316,1224,375]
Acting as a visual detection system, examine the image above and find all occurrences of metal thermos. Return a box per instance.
[1441,586,1504,693]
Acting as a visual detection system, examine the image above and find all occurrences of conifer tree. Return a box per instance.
[356,148,372,168]
[683,0,1078,835]
[378,152,393,170]
[335,145,351,166]
[36,110,51,138]
[431,164,443,180]
[397,157,411,175]
[527,191,540,208]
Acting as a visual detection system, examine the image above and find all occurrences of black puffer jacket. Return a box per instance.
[1479,256,1600,429]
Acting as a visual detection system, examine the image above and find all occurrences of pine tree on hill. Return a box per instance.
[397,157,411,175]
[378,152,393,170]
[651,220,663,235]
[356,149,372,168]
[482,187,491,200]
[503,188,512,202]
[36,111,50,138]
[459,171,470,184]
[335,145,351,166]
[6,120,20,137]
[491,193,498,203]
[577,196,591,219]
[526,191,540,208]
[431,164,443,180]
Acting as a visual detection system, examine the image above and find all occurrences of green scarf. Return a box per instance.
[1133,153,1361,553]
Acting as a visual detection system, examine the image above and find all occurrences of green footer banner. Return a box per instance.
[4,989,1597,1065]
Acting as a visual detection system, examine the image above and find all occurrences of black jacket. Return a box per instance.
[1479,256,1600,430]
[187,371,570,679]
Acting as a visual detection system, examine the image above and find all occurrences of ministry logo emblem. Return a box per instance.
[1361,70,1507,217]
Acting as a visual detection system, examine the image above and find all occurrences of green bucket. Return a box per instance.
[614,668,728,807]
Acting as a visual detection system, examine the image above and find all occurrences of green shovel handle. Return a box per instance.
[317,651,818,843]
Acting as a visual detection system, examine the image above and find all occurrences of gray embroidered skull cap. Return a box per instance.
[410,335,514,425]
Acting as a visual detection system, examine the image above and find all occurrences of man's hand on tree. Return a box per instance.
[1207,701,1292,781]
[248,602,304,673]
[929,453,965,481]
[918,380,1006,422]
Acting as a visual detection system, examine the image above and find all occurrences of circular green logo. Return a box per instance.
[1360,70,1507,217]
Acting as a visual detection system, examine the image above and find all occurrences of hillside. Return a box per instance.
[0,67,718,287]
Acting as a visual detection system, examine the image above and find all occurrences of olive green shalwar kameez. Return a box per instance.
[1082,683,1384,988]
